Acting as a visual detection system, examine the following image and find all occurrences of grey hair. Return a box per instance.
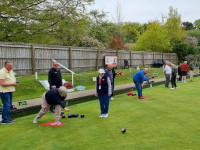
[143,68,149,71]
[58,86,68,97]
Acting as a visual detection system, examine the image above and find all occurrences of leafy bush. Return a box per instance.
[107,35,125,50]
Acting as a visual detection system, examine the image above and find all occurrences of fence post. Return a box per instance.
[130,50,132,67]
[176,54,179,65]
[69,47,72,70]
[153,52,155,62]
[142,52,145,67]
[96,49,100,70]
[31,44,35,74]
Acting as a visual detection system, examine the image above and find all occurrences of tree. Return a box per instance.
[114,0,124,25]
[194,19,200,30]
[164,6,186,43]
[134,21,171,52]
[121,22,141,43]
[182,22,194,30]
[107,35,125,50]
[0,0,94,45]
[172,40,189,60]
[187,29,200,46]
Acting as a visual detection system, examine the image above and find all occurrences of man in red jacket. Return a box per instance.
[181,61,189,83]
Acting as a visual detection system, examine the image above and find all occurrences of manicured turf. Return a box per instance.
[0,77,200,150]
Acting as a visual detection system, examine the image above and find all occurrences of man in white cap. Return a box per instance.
[33,86,70,125]
[95,69,112,118]
[133,68,152,99]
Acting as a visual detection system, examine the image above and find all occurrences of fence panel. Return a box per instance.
[0,42,178,75]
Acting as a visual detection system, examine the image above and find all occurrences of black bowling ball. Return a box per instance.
[68,113,73,118]
[81,114,85,118]
[121,128,126,133]
[73,113,79,118]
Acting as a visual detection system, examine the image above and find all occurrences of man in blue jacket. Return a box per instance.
[133,68,152,99]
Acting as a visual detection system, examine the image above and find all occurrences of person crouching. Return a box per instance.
[95,69,112,118]
[33,86,70,125]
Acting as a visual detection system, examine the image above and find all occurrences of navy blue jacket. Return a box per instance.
[45,88,66,108]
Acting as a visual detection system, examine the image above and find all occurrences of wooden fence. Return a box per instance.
[0,42,178,76]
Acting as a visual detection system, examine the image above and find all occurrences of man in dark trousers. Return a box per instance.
[111,62,119,100]
[48,61,62,113]
[171,64,177,89]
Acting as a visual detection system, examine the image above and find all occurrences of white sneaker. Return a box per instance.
[103,114,108,118]
[99,114,104,118]
[51,120,61,125]
[110,97,114,100]
[33,117,38,123]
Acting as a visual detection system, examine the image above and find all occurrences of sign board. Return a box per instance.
[105,56,118,65]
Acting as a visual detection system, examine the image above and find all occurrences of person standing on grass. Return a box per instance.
[171,64,177,89]
[0,61,19,124]
[189,60,194,82]
[95,69,112,118]
[48,61,62,113]
[178,63,182,82]
[164,62,172,88]
[33,86,70,125]
[111,62,120,100]
[133,68,152,99]
[105,64,114,100]
[181,61,189,83]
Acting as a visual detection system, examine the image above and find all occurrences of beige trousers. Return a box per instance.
[189,71,193,81]
[37,93,61,121]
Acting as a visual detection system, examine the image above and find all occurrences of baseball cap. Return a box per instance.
[98,69,105,74]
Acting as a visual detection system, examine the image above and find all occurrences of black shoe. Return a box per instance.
[9,118,16,122]
[1,120,14,125]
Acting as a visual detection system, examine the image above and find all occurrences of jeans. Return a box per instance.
[134,80,142,97]
[98,93,110,115]
[0,92,13,122]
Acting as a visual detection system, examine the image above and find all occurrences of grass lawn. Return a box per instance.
[11,67,165,102]
[0,76,200,150]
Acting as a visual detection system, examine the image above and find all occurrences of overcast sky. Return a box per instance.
[89,0,200,24]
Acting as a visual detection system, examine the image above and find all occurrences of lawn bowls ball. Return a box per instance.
[68,113,73,118]
[121,128,126,133]
[81,114,85,118]
[74,113,79,118]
